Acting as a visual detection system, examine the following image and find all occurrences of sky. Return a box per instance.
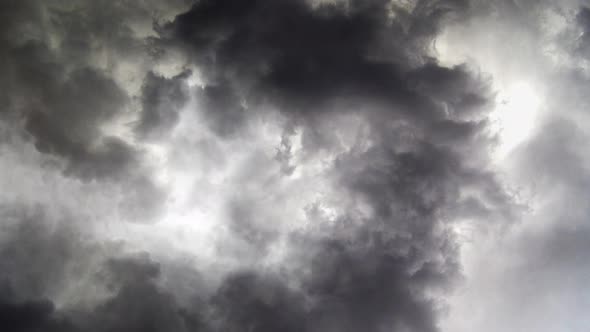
[0,0,589,331]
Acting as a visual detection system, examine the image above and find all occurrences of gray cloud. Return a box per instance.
[0,1,183,223]
[5,1,575,332]
[441,2,590,330]
[156,0,483,132]
[136,70,191,140]
[149,1,514,331]
[0,205,202,332]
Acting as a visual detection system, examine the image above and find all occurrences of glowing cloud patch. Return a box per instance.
[491,82,541,159]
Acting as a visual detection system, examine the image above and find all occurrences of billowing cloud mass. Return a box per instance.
[0,0,589,331]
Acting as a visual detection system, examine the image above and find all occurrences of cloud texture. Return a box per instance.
[0,0,588,331]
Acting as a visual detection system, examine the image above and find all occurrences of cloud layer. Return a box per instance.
[0,0,588,331]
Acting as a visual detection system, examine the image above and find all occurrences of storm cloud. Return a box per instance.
[0,0,588,332]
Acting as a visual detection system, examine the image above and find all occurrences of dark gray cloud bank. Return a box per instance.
[0,0,588,331]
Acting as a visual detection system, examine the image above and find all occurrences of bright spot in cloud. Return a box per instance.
[491,82,541,159]
[435,23,544,161]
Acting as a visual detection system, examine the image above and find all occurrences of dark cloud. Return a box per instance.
[0,205,200,332]
[576,6,590,53]
[0,206,89,301]
[25,78,132,177]
[0,1,529,332]
[156,0,481,134]
[86,256,196,332]
[0,295,75,332]
[209,272,307,332]
[151,1,513,330]
[136,70,191,139]
[4,41,138,180]
[0,3,173,222]
[0,206,87,332]
[196,82,249,137]
[205,229,456,332]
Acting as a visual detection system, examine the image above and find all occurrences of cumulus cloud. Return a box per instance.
[3,0,589,332]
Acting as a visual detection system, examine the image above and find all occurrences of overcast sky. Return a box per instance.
[1,0,589,331]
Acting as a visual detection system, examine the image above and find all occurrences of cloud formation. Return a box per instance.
[2,0,589,332]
